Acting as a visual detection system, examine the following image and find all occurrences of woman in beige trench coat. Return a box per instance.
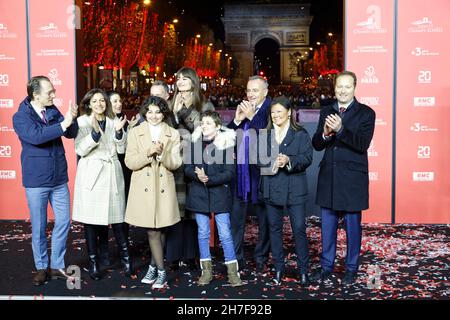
[125,96,182,289]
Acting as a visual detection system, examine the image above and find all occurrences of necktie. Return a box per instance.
[339,107,346,115]
[41,110,47,124]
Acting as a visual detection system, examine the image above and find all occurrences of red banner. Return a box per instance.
[395,0,450,223]
[0,0,77,219]
[0,0,29,219]
[345,0,394,223]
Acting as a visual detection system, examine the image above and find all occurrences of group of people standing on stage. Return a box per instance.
[13,68,375,290]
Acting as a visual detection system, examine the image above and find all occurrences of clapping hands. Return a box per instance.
[62,100,78,128]
[236,100,256,121]
[276,153,289,168]
[324,114,342,134]
[147,141,164,158]
[115,115,128,132]
[195,166,208,184]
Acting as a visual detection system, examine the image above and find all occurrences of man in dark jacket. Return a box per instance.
[312,71,375,285]
[13,76,78,286]
[228,75,271,273]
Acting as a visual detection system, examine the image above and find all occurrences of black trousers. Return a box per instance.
[230,194,270,264]
[265,203,309,274]
[165,218,199,263]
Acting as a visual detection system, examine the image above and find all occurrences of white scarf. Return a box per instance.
[273,121,290,145]
[148,122,162,142]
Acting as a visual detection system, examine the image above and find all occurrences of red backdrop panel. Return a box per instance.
[27,0,77,220]
[0,0,30,219]
[345,0,394,223]
[0,0,77,219]
[395,0,450,223]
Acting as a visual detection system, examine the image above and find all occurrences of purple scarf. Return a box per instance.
[237,122,251,201]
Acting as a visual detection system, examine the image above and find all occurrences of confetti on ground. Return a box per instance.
[0,217,448,299]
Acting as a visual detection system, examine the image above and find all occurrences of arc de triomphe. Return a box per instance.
[222,2,313,86]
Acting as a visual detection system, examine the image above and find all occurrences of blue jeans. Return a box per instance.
[25,183,71,270]
[320,207,362,273]
[195,212,236,263]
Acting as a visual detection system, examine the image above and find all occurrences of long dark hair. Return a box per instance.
[170,67,205,112]
[266,95,302,131]
[139,96,173,126]
[80,88,114,119]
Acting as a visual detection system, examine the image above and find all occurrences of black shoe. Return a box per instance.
[272,270,283,285]
[299,273,310,286]
[33,269,48,286]
[342,271,357,285]
[311,269,332,282]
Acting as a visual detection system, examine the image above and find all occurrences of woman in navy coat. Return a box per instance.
[258,96,313,286]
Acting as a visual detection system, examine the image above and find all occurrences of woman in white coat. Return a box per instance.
[72,88,131,280]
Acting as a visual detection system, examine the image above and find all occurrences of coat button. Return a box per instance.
[161,189,164,193]
[147,173,150,176]
[160,174,163,177]
[334,146,338,150]
[145,188,148,192]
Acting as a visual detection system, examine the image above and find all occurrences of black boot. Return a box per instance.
[88,255,102,280]
[119,243,132,277]
[123,223,130,247]
[98,226,111,267]
[112,223,133,277]
[84,224,102,280]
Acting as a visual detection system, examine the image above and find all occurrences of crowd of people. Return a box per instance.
[12,68,375,290]
[116,84,335,113]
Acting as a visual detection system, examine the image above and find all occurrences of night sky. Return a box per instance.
[156,0,343,45]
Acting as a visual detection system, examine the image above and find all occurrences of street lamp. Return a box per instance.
[173,19,179,24]
[143,0,151,5]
